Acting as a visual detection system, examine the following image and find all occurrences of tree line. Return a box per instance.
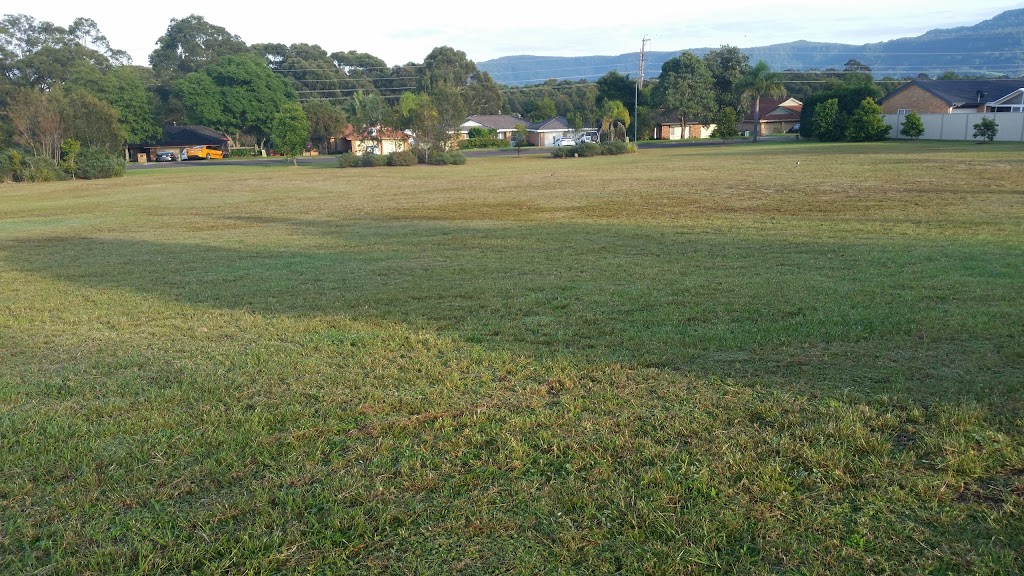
[2,12,933,173]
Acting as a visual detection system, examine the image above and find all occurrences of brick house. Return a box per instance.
[653,111,716,140]
[737,97,802,136]
[330,125,409,155]
[878,79,1024,114]
[459,115,529,141]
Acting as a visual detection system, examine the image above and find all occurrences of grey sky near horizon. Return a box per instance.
[11,1,1024,75]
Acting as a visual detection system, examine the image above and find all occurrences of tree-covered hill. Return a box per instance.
[478,9,1024,85]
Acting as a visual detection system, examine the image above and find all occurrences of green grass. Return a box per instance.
[2,141,1023,574]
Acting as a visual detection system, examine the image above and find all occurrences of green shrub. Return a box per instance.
[336,153,359,168]
[601,141,631,155]
[467,127,498,139]
[229,148,258,158]
[20,156,64,182]
[550,142,634,159]
[459,138,510,150]
[426,151,468,165]
[0,149,23,182]
[388,150,417,166]
[76,148,126,179]
[359,153,388,167]
[550,146,576,158]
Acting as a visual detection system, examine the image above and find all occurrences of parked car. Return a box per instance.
[155,151,177,162]
[786,124,801,134]
[185,145,224,160]
[553,137,576,146]
[575,131,599,144]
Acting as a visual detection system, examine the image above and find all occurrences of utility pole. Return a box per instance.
[634,36,650,143]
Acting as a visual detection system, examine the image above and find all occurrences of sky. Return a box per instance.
[11,1,1024,72]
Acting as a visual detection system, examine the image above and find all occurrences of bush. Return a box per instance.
[0,149,23,182]
[229,148,258,158]
[76,148,126,179]
[459,138,510,150]
[428,151,467,165]
[550,146,576,158]
[336,153,359,168]
[601,141,632,155]
[388,150,417,166]
[20,156,64,182]
[359,152,388,167]
[550,141,637,159]
[972,117,998,143]
[467,127,498,139]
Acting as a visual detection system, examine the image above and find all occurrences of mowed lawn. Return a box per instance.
[1,141,1022,574]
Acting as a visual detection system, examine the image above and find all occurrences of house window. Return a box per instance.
[897,109,911,115]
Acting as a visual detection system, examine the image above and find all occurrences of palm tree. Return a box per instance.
[600,100,630,142]
[740,61,786,143]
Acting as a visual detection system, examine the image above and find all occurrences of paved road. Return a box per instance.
[127,138,782,171]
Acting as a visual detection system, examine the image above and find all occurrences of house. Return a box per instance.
[330,125,409,155]
[737,97,802,136]
[459,115,529,142]
[877,80,1024,114]
[456,115,574,146]
[984,88,1024,113]
[527,116,573,146]
[653,111,716,140]
[124,125,231,162]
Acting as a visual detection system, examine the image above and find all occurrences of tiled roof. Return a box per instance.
[160,125,231,146]
[742,98,803,122]
[463,115,528,131]
[342,125,408,140]
[880,79,1024,108]
[528,116,571,131]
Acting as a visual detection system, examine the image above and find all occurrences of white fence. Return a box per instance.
[884,112,1024,142]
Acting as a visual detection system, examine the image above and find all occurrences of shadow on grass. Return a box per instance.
[2,219,1020,407]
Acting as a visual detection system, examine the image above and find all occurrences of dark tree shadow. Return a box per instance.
[3,218,1020,408]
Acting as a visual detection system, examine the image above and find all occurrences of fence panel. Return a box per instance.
[884,112,1024,142]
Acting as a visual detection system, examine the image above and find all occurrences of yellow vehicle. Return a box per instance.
[185,145,224,160]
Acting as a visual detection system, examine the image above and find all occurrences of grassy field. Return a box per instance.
[1,140,1022,574]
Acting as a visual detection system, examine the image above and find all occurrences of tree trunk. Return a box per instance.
[752,97,761,143]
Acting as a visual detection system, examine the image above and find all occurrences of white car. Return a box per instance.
[553,137,576,146]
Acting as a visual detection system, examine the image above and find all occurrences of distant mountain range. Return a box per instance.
[478,9,1024,86]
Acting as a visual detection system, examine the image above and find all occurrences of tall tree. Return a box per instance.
[98,66,162,143]
[418,46,476,92]
[346,91,394,152]
[599,100,630,142]
[528,97,557,122]
[64,88,125,152]
[6,86,65,162]
[464,71,505,115]
[652,53,716,136]
[302,99,345,154]
[703,45,751,113]
[149,15,249,80]
[271,102,310,166]
[813,98,843,142]
[740,60,786,142]
[1,15,128,89]
[430,84,466,151]
[845,97,890,142]
[596,71,636,107]
[173,54,297,149]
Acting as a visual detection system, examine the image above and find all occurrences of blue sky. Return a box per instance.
[14,1,1024,68]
